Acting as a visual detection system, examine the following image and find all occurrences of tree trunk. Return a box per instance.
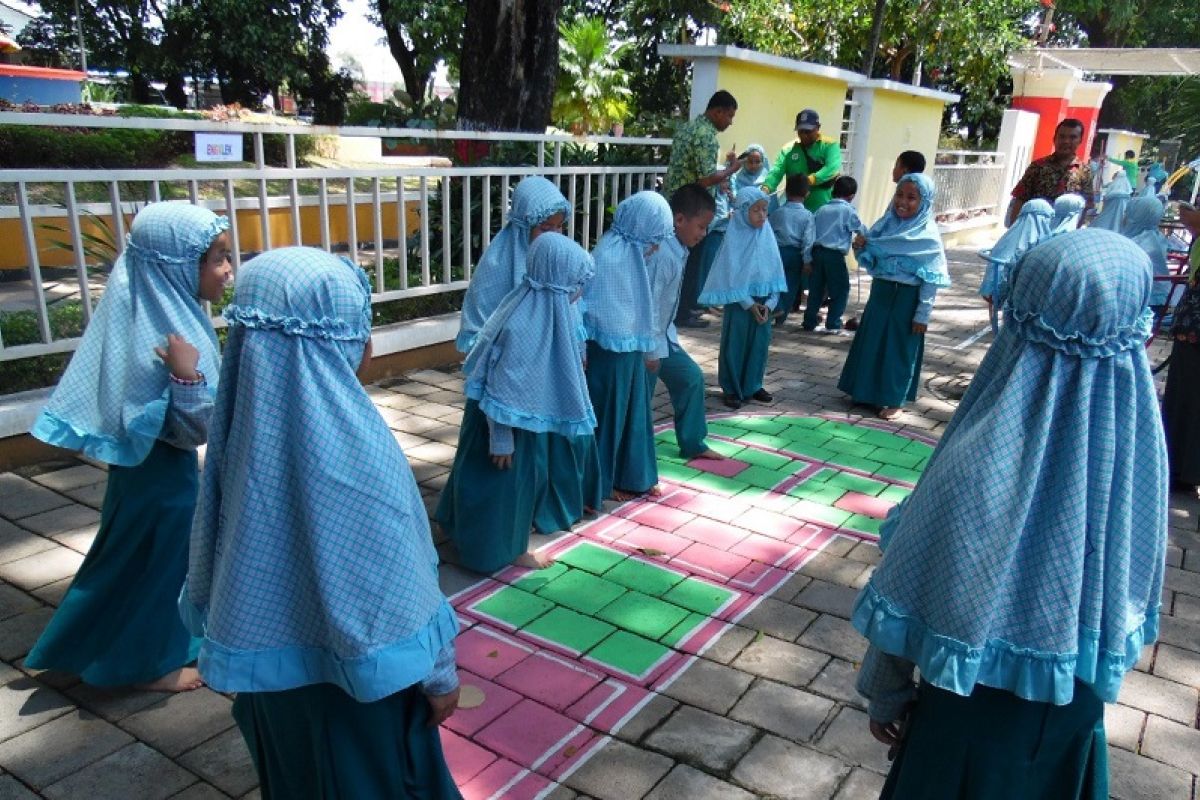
[458,0,563,131]
[376,0,428,102]
[861,0,887,77]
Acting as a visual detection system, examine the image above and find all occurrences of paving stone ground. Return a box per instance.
[0,249,1197,799]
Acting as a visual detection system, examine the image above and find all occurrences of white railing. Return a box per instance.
[931,150,1007,219]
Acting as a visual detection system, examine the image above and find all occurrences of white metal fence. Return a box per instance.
[0,114,670,363]
[931,150,1007,219]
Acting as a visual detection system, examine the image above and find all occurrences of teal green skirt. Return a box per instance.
[837,279,925,408]
[25,439,202,686]
[435,400,546,573]
[718,301,773,400]
[586,342,658,496]
[1163,341,1200,485]
[234,682,462,800]
[534,433,602,534]
[882,680,1107,800]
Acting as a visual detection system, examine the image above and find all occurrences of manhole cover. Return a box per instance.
[925,373,972,403]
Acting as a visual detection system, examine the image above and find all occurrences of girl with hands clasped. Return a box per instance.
[698,185,789,409]
[839,173,950,420]
[28,201,231,693]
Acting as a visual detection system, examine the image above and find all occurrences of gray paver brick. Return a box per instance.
[42,742,196,800]
[0,607,55,661]
[119,689,234,757]
[177,728,258,798]
[661,657,753,715]
[1107,744,1194,800]
[815,706,891,773]
[564,737,673,800]
[798,554,866,588]
[699,624,756,665]
[0,776,39,800]
[1141,713,1200,777]
[0,546,84,592]
[16,504,99,537]
[792,580,860,619]
[50,527,98,556]
[1166,565,1200,598]
[798,614,868,662]
[66,683,176,723]
[31,465,106,493]
[1174,593,1200,624]
[0,475,72,520]
[644,764,756,800]
[0,519,57,565]
[1116,669,1199,724]
[0,708,132,788]
[0,582,39,622]
[613,692,678,745]
[736,597,815,642]
[729,678,835,742]
[0,676,73,744]
[731,734,849,800]
[809,658,865,709]
[1103,703,1145,752]
[644,704,756,772]
[63,483,106,510]
[1154,642,1200,688]
[30,578,71,608]
[833,767,887,800]
[168,783,233,800]
[731,635,829,687]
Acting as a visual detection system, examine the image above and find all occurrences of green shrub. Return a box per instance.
[0,300,88,393]
[0,125,188,168]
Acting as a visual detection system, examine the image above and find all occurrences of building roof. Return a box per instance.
[1010,48,1200,77]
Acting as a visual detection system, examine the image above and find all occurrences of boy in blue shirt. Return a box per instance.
[648,184,723,459]
[769,174,814,324]
[805,176,864,333]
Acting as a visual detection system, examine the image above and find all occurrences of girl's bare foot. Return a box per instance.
[647,484,663,497]
[694,448,725,460]
[612,488,638,501]
[878,407,902,421]
[514,551,555,569]
[136,667,204,693]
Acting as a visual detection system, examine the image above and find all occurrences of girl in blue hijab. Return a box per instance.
[839,173,950,419]
[1090,172,1132,231]
[1123,196,1171,315]
[27,201,231,692]
[1050,192,1086,235]
[979,198,1053,331]
[853,229,1166,799]
[437,232,598,572]
[698,185,788,408]
[456,176,571,352]
[732,144,770,192]
[181,247,461,798]
[583,191,674,500]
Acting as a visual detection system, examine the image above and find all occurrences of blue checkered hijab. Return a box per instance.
[1050,193,1086,235]
[456,176,570,352]
[583,191,673,352]
[1091,174,1132,232]
[1123,197,1170,306]
[182,247,457,702]
[979,199,1053,307]
[732,144,770,191]
[698,186,787,305]
[858,173,951,287]
[464,232,597,437]
[31,201,228,466]
[854,228,1167,707]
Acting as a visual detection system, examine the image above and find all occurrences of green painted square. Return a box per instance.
[657,462,703,482]
[870,447,924,468]
[875,463,924,484]
[654,447,688,466]
[738,465,790,490]
[740,432,791,450]
[558,542,627,575]
[603,558,685,597]
[826,472,888,496]
[706,439,747,458]
[686,471,750,497]
[588,630,670,677]
[655,429,679,446]
[787,482,846,505]
[736,417,788,436]
[524,606,616,653]
[736,448,795,471]
[904,439,936,456]
[858,428,910,449]
[835,455,885,474]
[777,427,831,446]
[806,468,837,483]
[660,612,709,647]
[775,415,826,429]
[596,591,691,640]
[511,561,570,593]
[879,485,912,504]
[536,569,627,614]
[823,438,878,459]
[844,514,883,535]
[707,422,748,439]
[789,500,852,527]
[792,444,841,463]
[733,485,774,504]
[472,586,555,628]
[819,420,870,439]
[662,578,736,616]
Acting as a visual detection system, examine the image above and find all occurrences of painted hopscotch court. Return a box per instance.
[443,413,935,798]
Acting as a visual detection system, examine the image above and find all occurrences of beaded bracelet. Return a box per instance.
[169,370,206,387]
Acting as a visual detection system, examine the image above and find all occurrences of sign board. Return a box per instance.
[194,133,243,162]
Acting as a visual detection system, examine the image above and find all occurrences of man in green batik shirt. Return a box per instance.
[762,109,842,212]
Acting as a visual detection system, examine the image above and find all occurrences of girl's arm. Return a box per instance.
[421,640,459,697]
[763,292,782,311]
[486,416,514,466]
[161,377,214,450]
[856,645,917,725]
[914,281,938,332]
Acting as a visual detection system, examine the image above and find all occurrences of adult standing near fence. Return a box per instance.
[1006,118,1094,227]
[761,109,843,213]
[664,90,743,329]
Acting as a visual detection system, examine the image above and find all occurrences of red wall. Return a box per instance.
[1065,105,1102,159]
[1012,95,1069,160]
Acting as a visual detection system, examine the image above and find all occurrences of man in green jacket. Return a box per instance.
[762,109,842,212]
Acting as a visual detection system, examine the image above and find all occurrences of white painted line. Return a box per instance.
[952,325,992,351]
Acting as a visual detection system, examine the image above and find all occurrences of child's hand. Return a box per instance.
[803,264,813,275]
[425,687,460,727]
[644,357,660,373]
[154,334,201,381]
[751,304,769,324]
[491,454,513,470]
[911,322,927,335]
[852,234,867,251]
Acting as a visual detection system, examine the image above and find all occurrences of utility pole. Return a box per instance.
[73,0,88,72]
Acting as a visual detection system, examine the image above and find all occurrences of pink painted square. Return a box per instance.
[657,487,700,508]
[687,456,750,477]
[834,491,896,519]
[671,542,752,581]
[675,517,749,551]
[631,503,697,533]
[440,728,498,785]
[495,652,604,711]
[787,522,828,548]
[476,699,584,768]
[454,626,533,680]
[616,526,691,557]
[564,679,652,730]
[458,758,551,800]
[730,562,792,594]
[676,492,751,523]
[582,515,641,542]
[730,507,805,540]
[730,533,802,567]
[445,671,523,737]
